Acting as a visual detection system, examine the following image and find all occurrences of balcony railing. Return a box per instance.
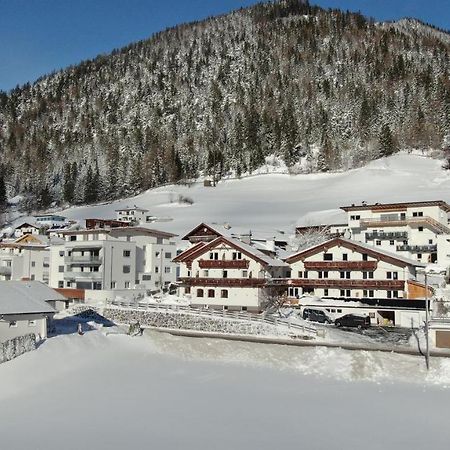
[396,244,437,253]
[360,216,450,234]
[178,277,289,288]
[64,271,102,280]
[304,261,377,271]
[198,259,250,269]
[65,255,102,265]
[288,278,405,290]
[365,231,408,240]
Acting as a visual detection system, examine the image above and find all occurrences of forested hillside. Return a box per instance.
[1,0,450,209]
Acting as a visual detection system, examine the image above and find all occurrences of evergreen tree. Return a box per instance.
[379,124,396,157]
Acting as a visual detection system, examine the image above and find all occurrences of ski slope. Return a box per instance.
[60,153,450,240]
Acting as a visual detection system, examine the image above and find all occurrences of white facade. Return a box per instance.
[175,233,289,312]
[0,245,50,283]
[14,223,40,238]
[286,238,425,300]
[341,201,450,265]
[35,215,68,228]
[49,227,177,294]
[115,207,150,224]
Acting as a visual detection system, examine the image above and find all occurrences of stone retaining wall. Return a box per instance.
[103,307,293,337]
[0,334,36,364]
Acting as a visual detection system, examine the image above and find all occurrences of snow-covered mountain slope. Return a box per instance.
[58,152,450,240]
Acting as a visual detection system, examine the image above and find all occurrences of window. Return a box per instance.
[155,251,160,258]
[362,254,368,261]
[242,306,248,311]
[111,281,116,289]
[185,287,191,295]
[221,290,228,299]
[58,265,64,273]
[418,227,423,232]
[392,271,398,280]
[197,289,204,298]
[417,253,422,259]
[413,211,424,217]
[390,240,394,246]
[164,267,171,273]
[123,250,131,257]
[30,274,35,280]
[340,290,345,297]
[28,320,36,327]
[210,252,219,260]
[223,270,228,278]
[298,271,303,278]
[142,274,151,280]
[208,289,215,298]
[304,271,308,279]
[342,253,348,261]
[59,251,64,257]
[337,309,342,313]
[368,290,374,298]
[125,281,130,288]
[242,270,248,278]
[323,253,333,261]
[429,239,433,245]
[363,272,367,279]
[387,271,391,279]
[232,252,242,260]
[70,235,76,241]
[340,271,350,279]
[123,265,131,274]
[324,289,329,296]
[393,290,399,298]
[323,271,328,279]
[363,289,367,297]
[165,252,172,259]
[58,281,64,288]
[346,289,351,297]
[155,267,159,273]
[203,270,209,277]
[318,271,323,279]
[387,290,392,299]
[9,321,17,328]
[376,240,381,246]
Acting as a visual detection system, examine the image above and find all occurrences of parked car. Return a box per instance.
[334,314,370,329]
[302,308,332,324]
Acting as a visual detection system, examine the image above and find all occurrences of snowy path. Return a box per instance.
[0,330,449,450]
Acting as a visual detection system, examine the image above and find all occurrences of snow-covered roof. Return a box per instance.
[229,237,288,267]
[0,281,59,315]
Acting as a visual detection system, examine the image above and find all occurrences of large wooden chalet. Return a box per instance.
[174,223,289,312]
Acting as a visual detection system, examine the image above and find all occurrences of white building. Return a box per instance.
[13,222,41,238]
[340,200,450,264]
[115,206,150,224]
[35,214,68,228]
[174,223,290,312]
[49,226,177,299]
[285,237,428,301]
[0,281,58,342]
[0,234,51,283]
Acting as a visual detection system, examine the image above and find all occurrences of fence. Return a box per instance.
[105,299,317,337]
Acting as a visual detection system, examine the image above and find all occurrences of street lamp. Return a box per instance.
[424,271,430,371]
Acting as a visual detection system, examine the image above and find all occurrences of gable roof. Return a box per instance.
[15,222,39,230]
[175,235,288,268]
[341,200,450,213]
[0,281,59,315]
[181,222,230,241]
[285,237,426,268]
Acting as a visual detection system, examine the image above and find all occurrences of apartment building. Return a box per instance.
[174,223,290,312]
[115,206,150,224]
[341,200,450,264]
[0,234,51,283]
[285,237,427,301]
[49,226,177,295]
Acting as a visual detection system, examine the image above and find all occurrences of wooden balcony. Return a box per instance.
[288,278,405,290]
[178,277,289,288]
[198,259,249,269]
[303,261,377,271]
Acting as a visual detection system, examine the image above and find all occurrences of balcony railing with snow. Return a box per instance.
[396,244,437,253]
[365,231,408,240]
[65,255,102,265]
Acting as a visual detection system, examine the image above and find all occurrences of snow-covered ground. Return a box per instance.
[0,329,449,450]
[53,152,450,241]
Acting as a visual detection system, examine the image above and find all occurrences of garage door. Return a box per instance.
[435,331,450,349]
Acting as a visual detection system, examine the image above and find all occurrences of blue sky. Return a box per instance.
[0,0,449,92]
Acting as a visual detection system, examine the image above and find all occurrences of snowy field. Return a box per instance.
[1,329,450,450]
[56,152,450,241]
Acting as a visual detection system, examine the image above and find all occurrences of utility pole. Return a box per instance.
[425,271,430,371]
